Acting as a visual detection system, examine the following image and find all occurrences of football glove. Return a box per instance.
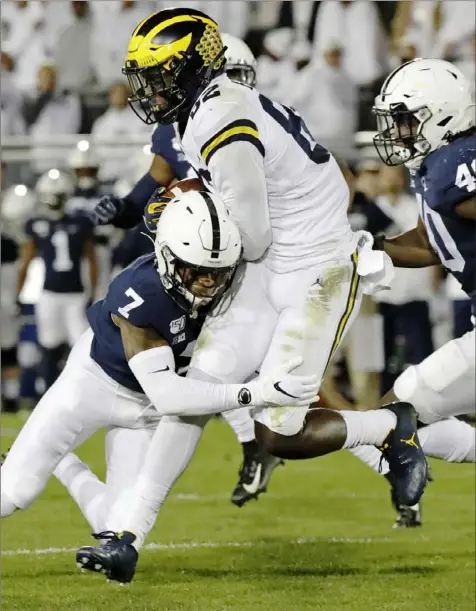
[90,195,124,226]
[250,357,319,407]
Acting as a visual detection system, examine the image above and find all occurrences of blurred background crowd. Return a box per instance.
[1,0,475,412]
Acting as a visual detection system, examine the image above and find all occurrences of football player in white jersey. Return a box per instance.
[77,8,429,582]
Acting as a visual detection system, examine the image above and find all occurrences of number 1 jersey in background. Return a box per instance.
[25,215,94,293]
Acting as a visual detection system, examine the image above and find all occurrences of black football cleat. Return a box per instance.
[378,401,429,507]
[393,503,422,528]
[76,531,138,584]
[231,447,284,507]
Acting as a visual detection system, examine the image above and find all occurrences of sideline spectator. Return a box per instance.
[91,82,152,184]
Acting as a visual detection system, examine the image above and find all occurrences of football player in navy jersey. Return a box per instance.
[362,58,476,522]
[16,170,97,389]
[372,58,475,423]
[1,190,318,572]
[101,34,279,509]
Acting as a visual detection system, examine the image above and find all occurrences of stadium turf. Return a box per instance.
[1,413,474,611]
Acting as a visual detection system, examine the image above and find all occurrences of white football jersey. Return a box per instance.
[178,75,356,272]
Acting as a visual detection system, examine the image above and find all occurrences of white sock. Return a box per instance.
[340,409,397,449]
[54,453,106,531]
[221,408,255,443]
[349,445,388,474]
[107,414,208,549]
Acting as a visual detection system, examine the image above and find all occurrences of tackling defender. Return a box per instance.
[77,8,428,583]
[1,190,318,541]
[372,58,475,424]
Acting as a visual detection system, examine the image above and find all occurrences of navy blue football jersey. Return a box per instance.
[410,134,476,300]
[25,214,94,293]
[87,253,201,393]
[151,124,196,180]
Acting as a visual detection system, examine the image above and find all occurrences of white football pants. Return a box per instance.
[36,290,89,348]
[1,329,160,517]
[393,327,475,424]
[192,255,362,436]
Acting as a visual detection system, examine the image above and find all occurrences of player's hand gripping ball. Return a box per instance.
[143,178,205,233]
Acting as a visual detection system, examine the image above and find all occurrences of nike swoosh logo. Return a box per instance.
[242,463,262,495]
[273,381,298,399]
[150,366,170,373]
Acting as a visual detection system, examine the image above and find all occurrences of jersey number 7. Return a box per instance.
[118,288,144,318]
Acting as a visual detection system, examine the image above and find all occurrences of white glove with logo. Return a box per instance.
[246,357,319,407]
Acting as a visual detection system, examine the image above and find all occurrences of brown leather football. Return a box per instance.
[144,178,206,232]
[162,177,206,198]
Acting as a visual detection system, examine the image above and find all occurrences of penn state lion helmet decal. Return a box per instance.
[123,8,226,125]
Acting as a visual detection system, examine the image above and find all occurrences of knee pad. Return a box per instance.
[394,341,474,424]
[1,347,17,368]
[252,404,308,437]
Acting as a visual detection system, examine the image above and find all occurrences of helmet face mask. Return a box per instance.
[124,8,226,125]
[373,102,432,167]
[226,62,256,87]
[157,244,238,312]
[124,60,188,125]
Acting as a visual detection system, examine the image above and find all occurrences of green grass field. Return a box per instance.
[1,413,475,611]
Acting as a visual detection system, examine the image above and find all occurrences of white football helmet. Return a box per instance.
[222,33,257,87]
[68,141,100,189]
[155,190,242,312]
[373,58,475,169]
[35,168,74,219]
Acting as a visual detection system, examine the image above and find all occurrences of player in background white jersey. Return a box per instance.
[77,8,429,582]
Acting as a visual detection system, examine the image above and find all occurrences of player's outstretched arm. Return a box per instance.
[114,316,319,417]
[90,155,176,229]
[374,217,440,268]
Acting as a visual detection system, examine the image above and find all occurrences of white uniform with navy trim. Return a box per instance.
[179,75,362,435]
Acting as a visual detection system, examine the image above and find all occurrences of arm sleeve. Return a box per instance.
[128,345,254,416]
[113,172,163,229]
[193,101,272,261]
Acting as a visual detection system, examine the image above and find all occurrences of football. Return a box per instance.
[144,177,206,232]
[162,177,206,198]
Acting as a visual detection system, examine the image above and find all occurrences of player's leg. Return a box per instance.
[64,293,89,347]
[221,405,284,507]
[0,261,21,412]
[1,330,104,516]
[55,426,154,533]
[35,290,66,388]
[252,256,428,506]
[1,329,152,517]
[392,328,476,423]
[350,417,475,527]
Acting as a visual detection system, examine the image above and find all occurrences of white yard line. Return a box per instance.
[1,536,394,557]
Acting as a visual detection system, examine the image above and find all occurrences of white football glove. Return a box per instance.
[249,357,319,407]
